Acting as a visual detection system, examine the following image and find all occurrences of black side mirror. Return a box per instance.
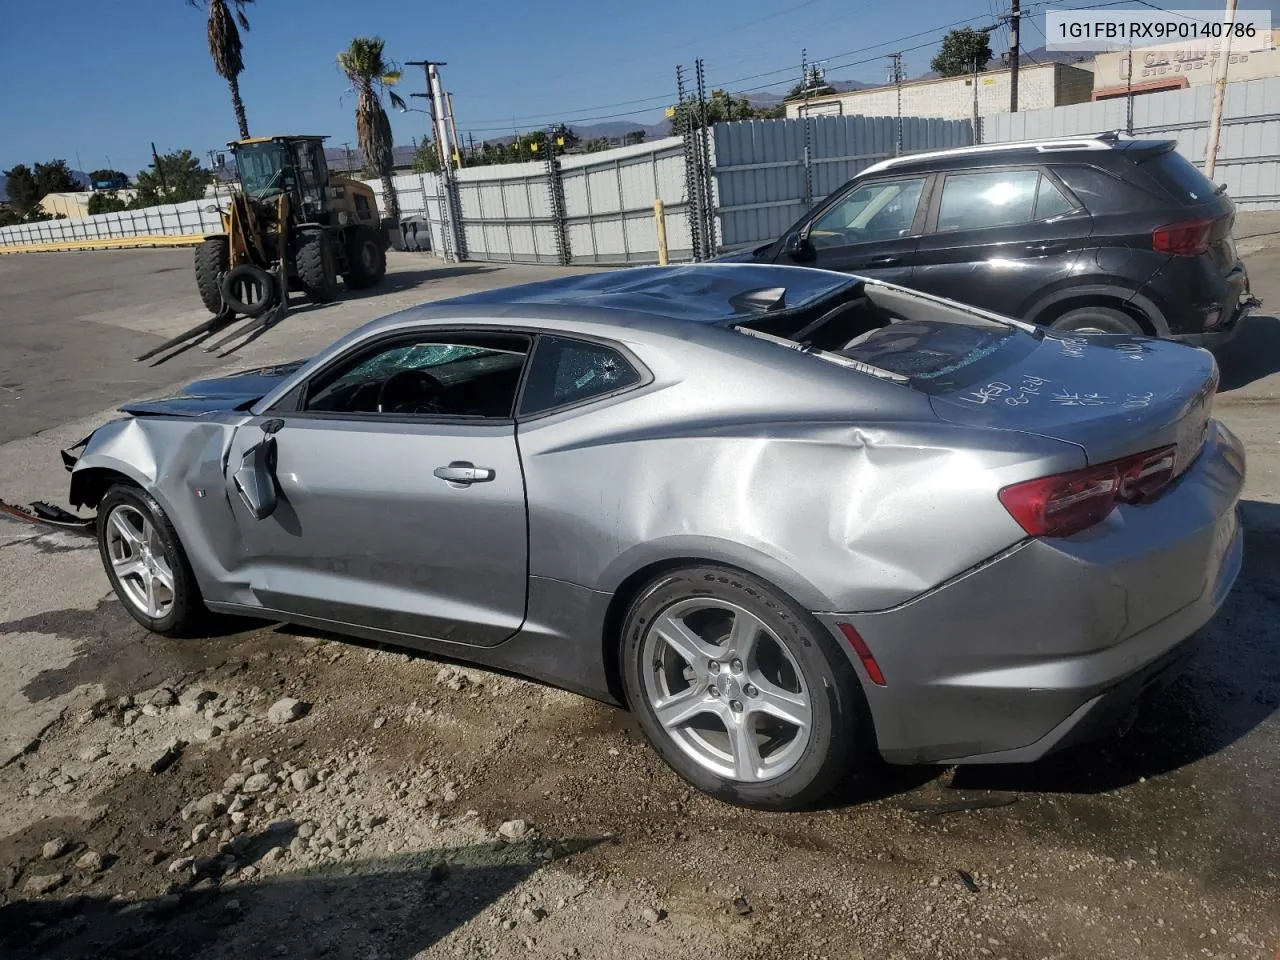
[784,232,815,262]
[233,421,282,520]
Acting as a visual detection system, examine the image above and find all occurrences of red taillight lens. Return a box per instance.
[1152,218,1212,256]
[998,444,1178,538]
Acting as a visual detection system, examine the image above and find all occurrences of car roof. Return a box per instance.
[856,134,1173,179]
[427,264,860,327]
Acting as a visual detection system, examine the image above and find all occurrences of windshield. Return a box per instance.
[237,142,289,197]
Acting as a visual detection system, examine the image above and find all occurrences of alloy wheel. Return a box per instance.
[639,598,812,782]
[105,504,175,620]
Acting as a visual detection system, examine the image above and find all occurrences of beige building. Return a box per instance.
[786,62,1094,122]
[38,190,139,220]
[1092,30,1280,99]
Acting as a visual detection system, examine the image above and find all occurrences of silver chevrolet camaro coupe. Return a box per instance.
[55,264,1243,809]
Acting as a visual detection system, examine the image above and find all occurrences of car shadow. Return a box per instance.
[1213,313,1280,392]
[0,835,600,960]
[950,499,1280,795]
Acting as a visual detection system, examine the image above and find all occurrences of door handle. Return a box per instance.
[433,461,495,485]
[866,255,901,266]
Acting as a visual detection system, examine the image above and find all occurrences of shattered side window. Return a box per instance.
[520,336,641,415]
[345,344,484,381]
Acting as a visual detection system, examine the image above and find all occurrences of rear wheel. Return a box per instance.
[97,484,208,637]
[296,232,339,303]
[194,236,230,315]
[1048,305,1145,335]
[342,226,387,290]
[620,565,869,810]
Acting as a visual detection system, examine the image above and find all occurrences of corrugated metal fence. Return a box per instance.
[983,75,1280,210]
[371,137,695,265]
[712,115,974,250]
[11,79,1276,257]
[0,198,223,246]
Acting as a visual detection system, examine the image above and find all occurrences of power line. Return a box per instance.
[460,0,1139,134]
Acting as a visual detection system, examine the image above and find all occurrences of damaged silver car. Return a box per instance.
[18,264,1247,808]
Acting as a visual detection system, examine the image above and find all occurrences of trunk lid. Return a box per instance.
[922,330,1218,467]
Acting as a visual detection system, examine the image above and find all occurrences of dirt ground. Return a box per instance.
[0,241,1277,960]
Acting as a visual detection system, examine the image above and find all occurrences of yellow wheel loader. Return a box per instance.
[193,135,389,324]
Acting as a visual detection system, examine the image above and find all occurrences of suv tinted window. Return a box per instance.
[937,170,1039,230]
[520,336,640,415]
[1141,150,1218,202]
[809,177,926,247]
[1054,164,1161,214]
[1035,175,1075,219]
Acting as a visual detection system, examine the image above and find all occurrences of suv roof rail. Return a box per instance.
[858,135,1123,177]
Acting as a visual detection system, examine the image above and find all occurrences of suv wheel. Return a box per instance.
[1048,306,1144,335]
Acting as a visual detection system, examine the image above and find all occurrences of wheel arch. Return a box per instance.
[1024,283,1169,337]
[70,463,149,511]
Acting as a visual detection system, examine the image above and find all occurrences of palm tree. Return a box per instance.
[338,36,406,225]
[189,0,253,139]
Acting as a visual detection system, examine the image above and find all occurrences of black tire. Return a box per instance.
[96,483,208,637]
[1048,305,1145,335]
[194,237,229,314]
[342,226,387,290]
[219,263,275,318]
[619,565,870,810]
[296,232,339,303]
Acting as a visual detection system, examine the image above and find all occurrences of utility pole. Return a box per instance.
[887,52,904,155]
[1205,0,1239,182]
[1009,0,1021,113]
[971,57,981,144]
[446,92,464,167]
[406,59,453,170]
[341,141,354,173]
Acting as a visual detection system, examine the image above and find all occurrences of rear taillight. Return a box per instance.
[1152,218,1212,257]
[998,445,1178,538]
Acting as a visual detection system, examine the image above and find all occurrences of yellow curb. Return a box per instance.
[0,234,208,255]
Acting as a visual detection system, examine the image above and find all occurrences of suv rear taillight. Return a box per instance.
[998,445,1178,538]
[1152,218,1212,256]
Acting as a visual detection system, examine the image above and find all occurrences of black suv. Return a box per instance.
[721,135,1257,347]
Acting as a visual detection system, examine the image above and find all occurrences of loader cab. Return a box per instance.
[231,135,331,224]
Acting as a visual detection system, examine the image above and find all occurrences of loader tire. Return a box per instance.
[342,226,387,290]
[194,236,230,314]
[297,232,339,304]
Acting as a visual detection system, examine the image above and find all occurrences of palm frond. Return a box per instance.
[389,91,407,111]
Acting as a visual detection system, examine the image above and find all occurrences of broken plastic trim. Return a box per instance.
[0,499,95,532]
[733,325,908,384]
[61,433,93,472]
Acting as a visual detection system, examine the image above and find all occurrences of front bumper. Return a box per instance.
[817,420,1246,766]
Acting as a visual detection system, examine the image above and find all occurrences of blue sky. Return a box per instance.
[1,0,1274,175]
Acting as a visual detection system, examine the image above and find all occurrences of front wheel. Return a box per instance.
[97,484,208,636]
[296,232,339,304]
[620,565,870,810]
[342,226,387,290]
